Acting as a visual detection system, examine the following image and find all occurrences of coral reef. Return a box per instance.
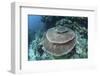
[28,16,88,60]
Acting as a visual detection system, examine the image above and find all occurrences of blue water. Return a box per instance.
[28,15,45,32]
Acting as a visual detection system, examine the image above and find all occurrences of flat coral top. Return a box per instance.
[46,26,75,44]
